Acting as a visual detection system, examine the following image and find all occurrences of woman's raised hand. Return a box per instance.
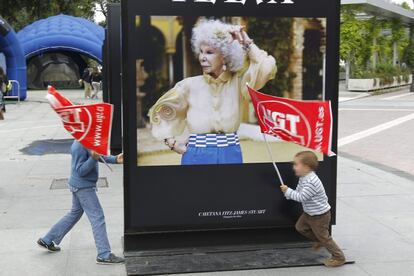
[229,26,252,47]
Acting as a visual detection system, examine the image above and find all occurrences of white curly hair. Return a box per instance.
[191,19,246,73]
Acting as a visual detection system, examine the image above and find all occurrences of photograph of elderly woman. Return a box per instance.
[136,16,326,166]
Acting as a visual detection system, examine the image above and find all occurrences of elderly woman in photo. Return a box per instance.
[149,19,276,165]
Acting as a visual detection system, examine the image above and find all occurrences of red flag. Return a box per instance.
[247,86,335,156]
[47,86,74,108]
[46,86,114,156]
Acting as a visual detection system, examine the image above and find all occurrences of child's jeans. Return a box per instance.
[295,211,345,261]
[42,187,111,259]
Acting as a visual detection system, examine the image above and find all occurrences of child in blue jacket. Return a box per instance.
[37,140,124,264]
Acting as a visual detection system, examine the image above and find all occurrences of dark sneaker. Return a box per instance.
[96,253,125,265]
[37,238,61,252]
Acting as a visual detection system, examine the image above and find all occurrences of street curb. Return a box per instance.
[370,85,411,96]
[340,86,414,103]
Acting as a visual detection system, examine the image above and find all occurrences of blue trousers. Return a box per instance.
[42,188,111,259]
[181,144,243,165]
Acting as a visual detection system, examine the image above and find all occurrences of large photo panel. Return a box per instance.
[122,0,339,233]
[137,16,327,166]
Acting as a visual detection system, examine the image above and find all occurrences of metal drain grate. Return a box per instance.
[50,177,109,190]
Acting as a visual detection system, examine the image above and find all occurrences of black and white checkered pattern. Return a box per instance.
[188,133,240,148]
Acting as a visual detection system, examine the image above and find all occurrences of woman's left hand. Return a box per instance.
[173,142,187,155]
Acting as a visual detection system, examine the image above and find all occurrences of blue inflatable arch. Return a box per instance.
[17,14,104,62]
[0,16,27,100]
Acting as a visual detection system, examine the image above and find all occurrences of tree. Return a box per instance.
[340,5,372,78]
[94,0,120,20]
[0,0,97,31]
[403,25,414,68]
[400,2,412,10]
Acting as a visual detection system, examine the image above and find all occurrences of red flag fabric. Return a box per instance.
[46,86,114,156]
[247,86,335,156]
[47,86,74,108]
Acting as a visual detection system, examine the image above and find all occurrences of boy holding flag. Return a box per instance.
[38,87,124,264]
[37,141,124,264]
[280,151,346,267]
[247,86,345,267]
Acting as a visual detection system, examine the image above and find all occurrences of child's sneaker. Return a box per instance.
[37,238,61,252]
[324,258,346,267]
[96,253,125,265]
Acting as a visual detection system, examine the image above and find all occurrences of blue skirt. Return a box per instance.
[181,133,243,165]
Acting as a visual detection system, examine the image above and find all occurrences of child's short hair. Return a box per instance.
[295,151,319,171]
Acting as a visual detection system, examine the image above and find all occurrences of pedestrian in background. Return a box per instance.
[0,67,9,119]
[91,67,102,100]
[80,68,92,99]
[37,140,125,264]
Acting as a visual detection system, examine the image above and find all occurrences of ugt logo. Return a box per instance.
[257,100,311,146]
[172,0,294,4]
[56,107,92,142]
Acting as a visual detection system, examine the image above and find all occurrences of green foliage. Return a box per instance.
[391,19,406,42]
[351,63,411,86]
[341,5,413,80]
[403,25,414,68]
[390,19,409,63]
[400,2,412,10]
[340,6,369,66]
[247,17,295,97]
[0,0,119,31]
[0,0,95,31]
[340,6,386,71]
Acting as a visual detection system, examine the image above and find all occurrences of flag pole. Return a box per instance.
[262,133,284,185]
[99,156,113,172]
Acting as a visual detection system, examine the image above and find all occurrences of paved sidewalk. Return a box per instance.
[1,90,414,276]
